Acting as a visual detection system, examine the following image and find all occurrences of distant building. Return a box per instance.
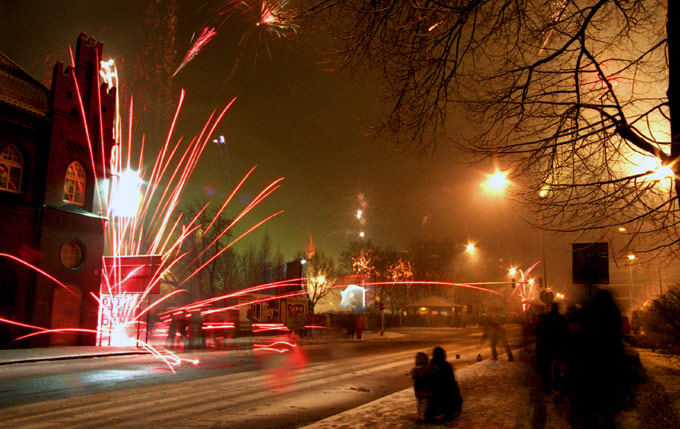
[0,34,115,348]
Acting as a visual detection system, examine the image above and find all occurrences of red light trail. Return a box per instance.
[0,37,284,370]
[173,27,218,77]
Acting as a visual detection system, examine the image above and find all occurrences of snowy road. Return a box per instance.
[0,326,522,428]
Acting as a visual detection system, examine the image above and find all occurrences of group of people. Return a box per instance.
[340,313,367,339]
[410,346,463,423]
[534,290,642,427]
[166,311,206,350]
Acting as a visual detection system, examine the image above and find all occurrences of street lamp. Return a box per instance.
[465,243,476,254]
[482,170,509,194]
[482,170,549,290]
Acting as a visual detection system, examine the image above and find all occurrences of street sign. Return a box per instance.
[572,242,609,284]
[102,255,162,294]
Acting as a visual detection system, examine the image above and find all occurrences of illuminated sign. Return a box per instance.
[96,293,140,346]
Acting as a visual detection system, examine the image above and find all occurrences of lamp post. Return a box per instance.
[627,254,635,313]
[482,170,549,289]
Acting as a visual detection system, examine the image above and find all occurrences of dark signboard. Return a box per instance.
[102,255,162,294]
[572,242,609,284]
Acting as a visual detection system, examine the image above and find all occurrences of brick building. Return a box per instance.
[0,34,115,348]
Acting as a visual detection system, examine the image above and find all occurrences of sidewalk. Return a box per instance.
[304,347,575,429]
[304,346,680,429]
[0,345,146,365]
[0,329,404,366]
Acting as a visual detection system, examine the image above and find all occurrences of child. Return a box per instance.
[410,352,433,422]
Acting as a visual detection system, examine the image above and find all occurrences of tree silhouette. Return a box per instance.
[303,251,338,313]
[299,0,679,256]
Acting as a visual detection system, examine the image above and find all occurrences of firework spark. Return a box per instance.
[173,0,299,78]
[0,47,284,372]
[509,261,542,313]
[173,27,218,77]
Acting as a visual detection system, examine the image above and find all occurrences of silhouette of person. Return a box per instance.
[189,311,204,349]
[481,317,514,361]
[535,303,569,393]
[166,316,177,349]
[355,313,365,340]
[427,346,463,421]
[178,311,189,350]
[410,352,433,422]
[567,289,627,428]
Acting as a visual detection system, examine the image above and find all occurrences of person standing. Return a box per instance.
[481,317,514,361]
[178,311,189,351]
[189,311,204,349]
[355,313,365,340]
[567,289,628,427]
[535,303,569,393]
[428,346,463,421]
[166,316,177,349]
[410,352,433,422]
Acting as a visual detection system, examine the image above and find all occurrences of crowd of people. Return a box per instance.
[534,289,643,427]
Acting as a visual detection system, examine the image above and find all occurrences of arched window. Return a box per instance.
[0,144,23,193]
[64,161,86,206]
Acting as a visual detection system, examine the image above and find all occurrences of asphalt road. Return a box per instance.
[0,326,523,428]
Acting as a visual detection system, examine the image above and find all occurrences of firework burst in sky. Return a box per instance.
[173,0,299,78]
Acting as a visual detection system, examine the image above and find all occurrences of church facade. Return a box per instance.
[0,33,115,348]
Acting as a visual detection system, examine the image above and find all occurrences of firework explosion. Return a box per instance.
[509,260,542,313]
[0,40,286,371]
[97,77,289,367]
[173,0,299,77]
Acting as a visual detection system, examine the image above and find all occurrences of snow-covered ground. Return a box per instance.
[305,346,680,429]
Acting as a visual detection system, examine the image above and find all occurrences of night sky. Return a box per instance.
[0,1,578,291]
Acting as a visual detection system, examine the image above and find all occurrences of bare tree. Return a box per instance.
[297,0,679,256]
[386,258,414,314]
[239,233,282,286]
[303,251,338,313]
[170,202,239,301]
[239,242,261,286]
[340,239,378,274]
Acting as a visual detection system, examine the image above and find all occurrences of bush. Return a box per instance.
[636,285,680,354]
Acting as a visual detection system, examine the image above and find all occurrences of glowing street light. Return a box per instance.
[359,231,365,238]
[465,243,476,254]
[483,170,508,193]
[356,210,362,219]
[508,267,517,277]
